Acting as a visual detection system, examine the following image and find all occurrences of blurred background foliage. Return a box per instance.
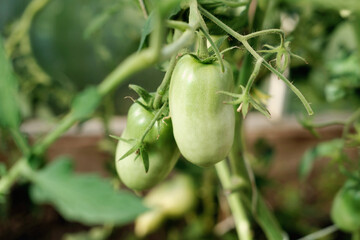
[1,0,360,239]
[1,0,164,121]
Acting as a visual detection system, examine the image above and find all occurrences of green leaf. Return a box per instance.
[137,0,181,51]
[71,87,101,121]
[299,139,345,180]
[0,35,20,129]
[138,11,155,51]
[30,157,148,225]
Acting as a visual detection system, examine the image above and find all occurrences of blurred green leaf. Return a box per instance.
[71,87,101,121]
[299,139,345,179]
[30,157,148,225]
[0,35,20,129]
[324,81,346,102]
[84,3,122,39]
[137,0,181,51]
[325,52,360,102]
[138,11,155,51]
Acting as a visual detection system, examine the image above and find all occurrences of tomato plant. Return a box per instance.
[169,54,235,167]
[2,0,360,239]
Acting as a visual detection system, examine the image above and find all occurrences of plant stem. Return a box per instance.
[228,115,250,181]
[0,158,32,194]
[138,0,148,18]
[166,20,191,31]
[198,33,209,59]
[215,161,252,240]
[33,114,77,156]
[244,58,262,94]
[312,121,346,129]
[200,27,225,72]
[98,49,157,96]
[5,0,50,56]
[297,225,338,240]
[153,55,177,109]
[10,128,31,156]
[228,116,284,240]
[140,103,167,142]
[222,0,249,7]
[244,29,284,42]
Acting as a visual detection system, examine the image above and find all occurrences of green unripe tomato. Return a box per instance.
[169,55,235,167]
[135,174,196,237]
[115,100,179,190]
[331,180,360,232]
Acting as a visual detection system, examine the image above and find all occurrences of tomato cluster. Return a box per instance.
[115,54,235,190]
[115,100,179,191]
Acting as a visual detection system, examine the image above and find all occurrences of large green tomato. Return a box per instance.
[331,180,360,232]
[169,55,235,167]
[115,101,179,190]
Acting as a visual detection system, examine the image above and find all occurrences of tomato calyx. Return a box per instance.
[111,100,169,173]
[188,53,218,64]
[259,41,307,73]
[128,84,155,111]
[218,86,270,118]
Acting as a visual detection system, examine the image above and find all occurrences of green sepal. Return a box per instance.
[109,135,137,144]
[129,84,153,105]
[188,53,217,64]
[140,148,149,173]
[118,141,142,161]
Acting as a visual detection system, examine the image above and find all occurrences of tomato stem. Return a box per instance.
[166,20,191,31]
[297,225,338,240]
[9,128,31,156]
[243,29,285,43]
[198,32,209,59]
[200,27,225,72]
[139,103,167,143]
[0,158,33,195]
[153,54,178,109]
[5,0,50,56]
[215,161,252,240]
[199,6,314,116]
[244,58,262,95]
[33,114,77,156]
